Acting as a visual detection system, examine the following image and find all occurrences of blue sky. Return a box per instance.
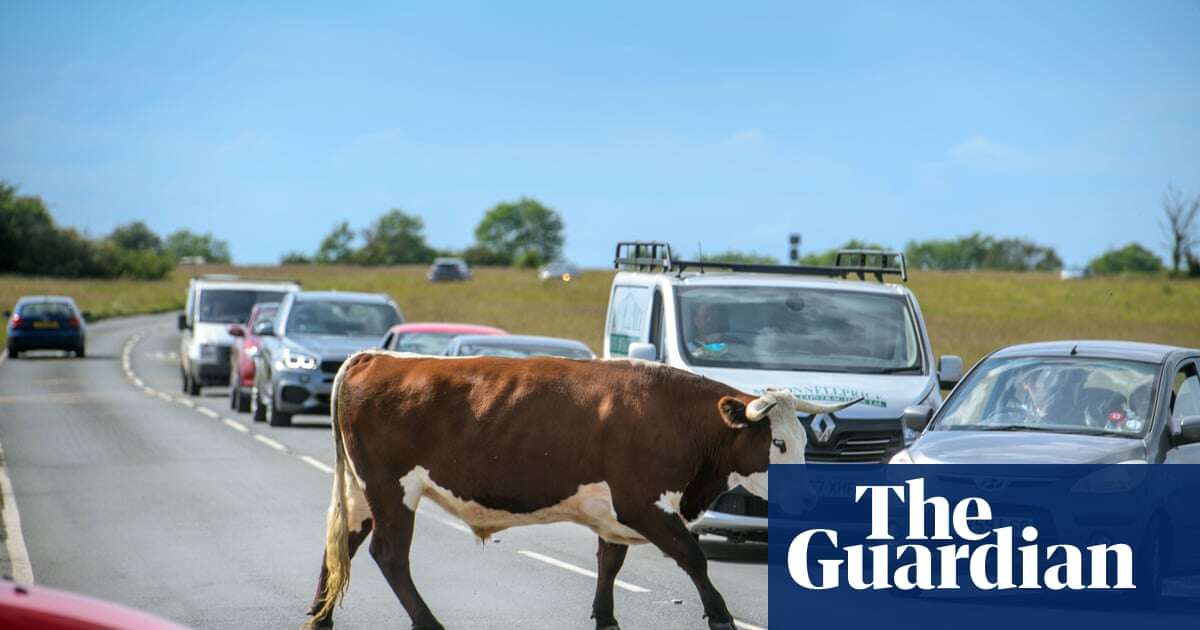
[2,1,1197,267]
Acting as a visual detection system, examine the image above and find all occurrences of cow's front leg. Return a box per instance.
[591,537,629,630]
[629,512,734,630]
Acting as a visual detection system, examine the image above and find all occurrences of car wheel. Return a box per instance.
[75,345,85,358]
[185,371,201,396]
[230,384,240,410]
[7,349,18,359]
[266,391,292,427]
[251,386,267,423]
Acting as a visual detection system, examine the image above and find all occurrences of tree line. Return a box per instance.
[1,182,230,279]
[282,197,565,269]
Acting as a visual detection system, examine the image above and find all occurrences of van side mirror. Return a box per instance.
[1176,416,1200,445]
[627,342,657,361]
[253,321,275,337]
[228,324,245,337]
[902,405,934,432]
[938,355,964,389]
[177,313,189,331]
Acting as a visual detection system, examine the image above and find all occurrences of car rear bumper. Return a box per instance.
[7,329,84,351]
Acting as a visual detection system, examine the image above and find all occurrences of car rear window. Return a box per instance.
[18,302,75,318]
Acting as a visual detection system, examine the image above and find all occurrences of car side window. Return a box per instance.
[1171,362,1200,431]
[607,285,652,357]
[381,333,395,350]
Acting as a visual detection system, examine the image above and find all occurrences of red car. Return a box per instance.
[379,322,506,355]
[227,301,280,413]
[0,578,190,629]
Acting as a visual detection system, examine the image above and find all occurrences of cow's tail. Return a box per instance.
[314,355,356,622]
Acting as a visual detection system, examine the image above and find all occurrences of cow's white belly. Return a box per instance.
[400,466,648,545]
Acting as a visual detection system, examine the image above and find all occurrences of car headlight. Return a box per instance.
[1071,465,1147,494]
[889,449,914,464]
[279,347,318,371]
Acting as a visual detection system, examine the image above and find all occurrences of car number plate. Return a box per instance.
[32,321,59,329]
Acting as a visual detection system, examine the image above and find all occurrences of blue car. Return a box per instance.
[5,296,89,358]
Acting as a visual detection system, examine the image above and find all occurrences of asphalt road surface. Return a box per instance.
[0,313,769,629]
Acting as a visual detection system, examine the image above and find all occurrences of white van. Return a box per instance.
[178,275,300,395]
[602,242,962,541]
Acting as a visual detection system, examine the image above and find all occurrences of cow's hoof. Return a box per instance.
[303,620,333,630]
[597,624,621,630]
[707,622,736,630]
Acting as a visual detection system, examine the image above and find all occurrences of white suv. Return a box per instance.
[602,242,962,542]
[178,275,300,395]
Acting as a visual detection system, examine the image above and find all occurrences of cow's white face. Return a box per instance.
[731,390,808,500]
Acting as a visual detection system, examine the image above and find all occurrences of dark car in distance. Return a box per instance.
[5,296,89,358]
[427,257,471,282]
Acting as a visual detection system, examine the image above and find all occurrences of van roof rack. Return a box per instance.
[613,241,907,282]
[191,274,303,286]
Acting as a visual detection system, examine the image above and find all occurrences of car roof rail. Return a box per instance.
[613,241,906,282]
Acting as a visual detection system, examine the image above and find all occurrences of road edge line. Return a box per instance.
[0,441,34,585]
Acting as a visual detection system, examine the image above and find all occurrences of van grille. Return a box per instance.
[802,416,904,463]
[320,359,344,374]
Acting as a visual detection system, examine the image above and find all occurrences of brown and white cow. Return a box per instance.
[306,350,859,630]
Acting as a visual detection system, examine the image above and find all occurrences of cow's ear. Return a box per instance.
[718,396,749,428]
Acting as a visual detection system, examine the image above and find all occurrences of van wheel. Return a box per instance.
[184,371,201,396]
[267,400,292,428]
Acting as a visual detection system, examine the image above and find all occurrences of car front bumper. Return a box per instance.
[271,369,334,416]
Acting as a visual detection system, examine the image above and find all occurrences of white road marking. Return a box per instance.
[254,434,287,452]
[196,407,219,419]
[156,392,172,402]
[175,397,194,407]
[0,441,35,585]
[132,378,144,388]
[734,620,767,630]
[300,456,334,474]
[517,550,649,593]
[143,387,156,396]
[415,507,474,535]
[222,418,249,433]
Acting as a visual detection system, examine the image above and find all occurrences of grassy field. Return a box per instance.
[2,265,1199,368]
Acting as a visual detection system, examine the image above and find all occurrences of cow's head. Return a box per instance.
[718,389,861,511]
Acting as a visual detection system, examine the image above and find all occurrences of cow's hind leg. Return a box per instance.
[370,497,443,630]
[306,518,373,628]
[591,538,629,630]
[630,512,735,630]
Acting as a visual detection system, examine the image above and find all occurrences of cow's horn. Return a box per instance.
[746,401,776,421]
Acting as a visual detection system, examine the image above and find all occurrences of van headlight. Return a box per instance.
[902,388,941,445]
[279,347,318,371]
[889,450,914,464]
[1071,465,1147,494]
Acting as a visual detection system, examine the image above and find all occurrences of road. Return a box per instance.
[0,313,769,629]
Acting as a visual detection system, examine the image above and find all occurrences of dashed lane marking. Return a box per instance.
[254,434,287,452]
[300,456,334,474]
[222,418,249,433]
[175,397,194,407]
[196,407,219,419]
[517,550,650,593]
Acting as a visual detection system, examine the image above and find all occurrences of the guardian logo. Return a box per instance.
[788,478,1135,591]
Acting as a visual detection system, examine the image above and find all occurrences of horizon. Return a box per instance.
[2,2,1198,267]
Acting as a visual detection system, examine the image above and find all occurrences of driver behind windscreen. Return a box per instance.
[688,303,734,358]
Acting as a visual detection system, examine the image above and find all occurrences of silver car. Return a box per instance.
[252,291,403,426]
[894,340,1200,464]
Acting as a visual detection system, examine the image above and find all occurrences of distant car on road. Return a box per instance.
[227,301,280,413]
[4,296,89,358]
[0,577,190,630]
[427,257,471,282]
[253,291,403,426]
[539,260,582,282]
[892,340,1200,464]
[178,276,299,396]
[380,322,507,355]
[443,334,595,359]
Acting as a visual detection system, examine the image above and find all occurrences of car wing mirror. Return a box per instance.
[902,404,934,433]
[627,342,658,361]
[177,313,189,331]
[938,355,964,389]
[1175,416,1200,445]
